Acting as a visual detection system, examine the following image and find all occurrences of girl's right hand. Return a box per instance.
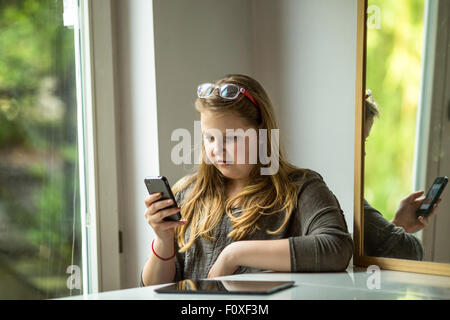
[144,192,188,243]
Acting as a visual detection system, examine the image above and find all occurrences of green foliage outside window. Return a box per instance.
[0,0,81,299]
[365,0,424,222]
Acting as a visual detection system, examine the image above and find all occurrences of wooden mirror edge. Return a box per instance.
[354,0,367,261]
[352,0,450,277]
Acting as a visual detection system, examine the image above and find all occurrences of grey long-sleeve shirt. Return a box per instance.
[363,199,423,260]
[140,170,353,286]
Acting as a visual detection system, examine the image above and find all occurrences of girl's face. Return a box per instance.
[201,110,257,181]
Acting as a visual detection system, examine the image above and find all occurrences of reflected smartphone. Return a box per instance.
[144,176,181,221]
[416,176,448,218]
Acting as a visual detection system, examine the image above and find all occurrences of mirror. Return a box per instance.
[355,0,450,275]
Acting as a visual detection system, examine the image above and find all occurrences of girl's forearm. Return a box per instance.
[141,239,176,286]
[227,239,291,272]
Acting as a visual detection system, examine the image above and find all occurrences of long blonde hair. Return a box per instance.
[172,74,306,252]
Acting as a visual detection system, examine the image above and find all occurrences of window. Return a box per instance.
[0,0,83,298]
[364,0,425,222]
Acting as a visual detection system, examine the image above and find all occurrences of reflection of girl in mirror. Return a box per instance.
[140,74,353,286]
[363,91,442,260]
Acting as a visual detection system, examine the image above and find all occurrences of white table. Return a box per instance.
[63,266,450,300]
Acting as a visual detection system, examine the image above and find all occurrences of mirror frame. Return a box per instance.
[353,0,450,276]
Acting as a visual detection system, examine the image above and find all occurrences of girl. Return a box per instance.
[141,74,352,286]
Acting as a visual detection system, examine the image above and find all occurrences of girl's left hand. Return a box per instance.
[392,190,441,234]
[207,243,239,278]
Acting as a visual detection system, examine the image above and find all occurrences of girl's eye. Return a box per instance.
[204,135,214,142]
[225,136,237,142]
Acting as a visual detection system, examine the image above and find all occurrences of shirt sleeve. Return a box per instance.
[139,270,145,287]
[363,200,423,260]
[288,173,353,272]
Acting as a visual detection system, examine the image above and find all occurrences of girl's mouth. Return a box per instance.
[216,161,233,166]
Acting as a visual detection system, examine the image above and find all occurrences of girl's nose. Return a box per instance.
[211,140,225,155]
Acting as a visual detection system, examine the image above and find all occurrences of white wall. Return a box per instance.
[251,0,356,233]
[114,0,357,289]
[153,0,254,184]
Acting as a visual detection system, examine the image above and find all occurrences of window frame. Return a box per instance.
[76,0,121,294]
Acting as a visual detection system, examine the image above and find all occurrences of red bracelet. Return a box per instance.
[151,239,176,261]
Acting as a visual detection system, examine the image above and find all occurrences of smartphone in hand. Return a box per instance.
[416,176,448,218]
[144,176,181,221]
